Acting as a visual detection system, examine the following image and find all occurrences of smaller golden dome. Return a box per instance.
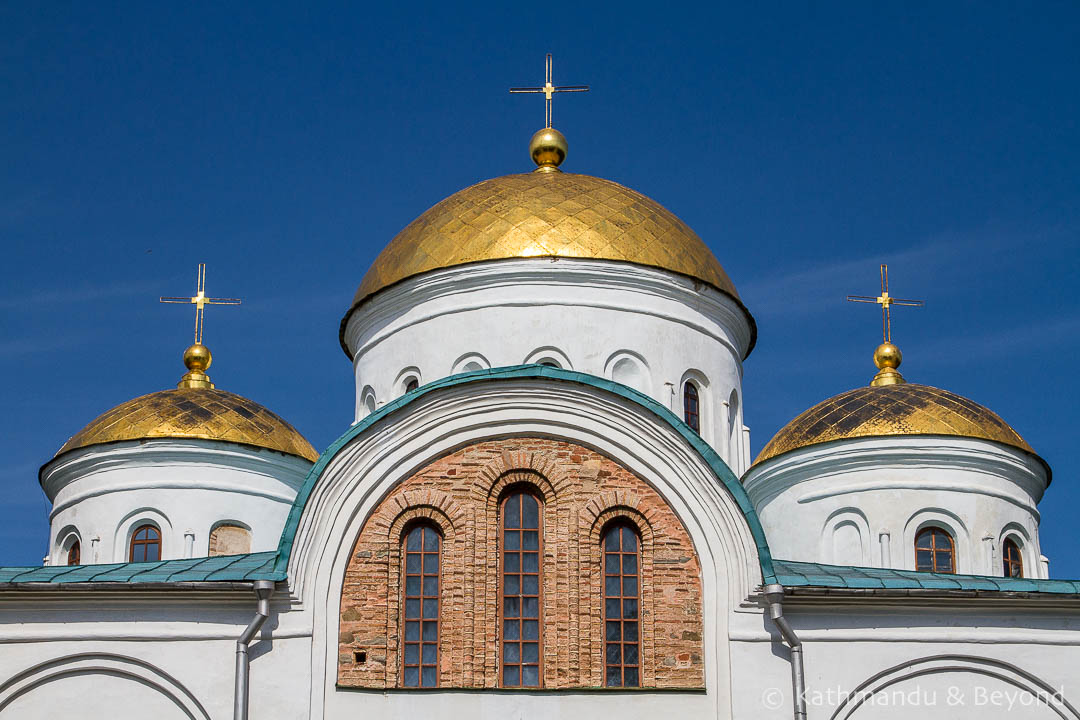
[529,127,567,170]
[53,344,318,462]
[753,383,1038,467]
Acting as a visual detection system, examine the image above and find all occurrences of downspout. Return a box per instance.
[764,584,807,720]
[234,579,275,720]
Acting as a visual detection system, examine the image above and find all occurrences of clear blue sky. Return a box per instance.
[2,3,1077,573]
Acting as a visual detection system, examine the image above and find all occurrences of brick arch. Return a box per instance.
[338,437,704,690]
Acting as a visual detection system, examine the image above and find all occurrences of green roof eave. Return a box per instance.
[0,551,281,585]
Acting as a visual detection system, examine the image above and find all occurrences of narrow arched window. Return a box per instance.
[129,525,161,563]
[501,490,542,687]
[405,378,419,393]
[1003,538,1023,578]
[402,524,440,687]
[683,381,700,432]
[67,541,81,566]
[915,527,954,573]
[603,523,641,687]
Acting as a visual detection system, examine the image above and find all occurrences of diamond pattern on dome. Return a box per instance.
[754,383,1035,466]
[56,387,319,462]
[351,172,738,305]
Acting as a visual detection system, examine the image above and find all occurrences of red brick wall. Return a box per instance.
[337,437,704,689]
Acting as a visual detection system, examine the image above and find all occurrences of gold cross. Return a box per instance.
[510,53,589,128]
[160,263,241,345]
[846,264,923,343]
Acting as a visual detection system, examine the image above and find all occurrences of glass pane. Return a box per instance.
[522,494,539,528]
[523,531,539,550]
[505,530,520,550]
[606,643,620,664]
[606,598,621,619]
[935,552,953,573]
[605,554,620,574]
[145,543,160,562]
[405,576,421,596]
[422,621,438,641]
[522,642,539,663]
[423,527,439,551]
[622,527,637,551]
[421,667,437,687]
[522,665,539,687]
[916,550,932,570]
[522,597,538,618]
[423,554,439,574]
[523,553,538,573]
[504,597,519,618]
[406,528,422,551]
[623,577,638,597]
[503,642,520,663]
[606,621,621,641]
[522,575,539,595]
[605,575,621,596]
[523,620,539,640]
[624,666,639,687]
[623,598,638,619]
[403,667,419,687]
[423,599,438,619]
[624,643,639,665]
[423,576,438,596]
[135,528,147,541]
[504,574,520,595]
[503,619,520,640]
[503,666,519,687]
[605,528,619,551]
[622,554,637,575]
[405,598,421,619]
[606,666,621,687]
[422,643,437,663]
[405,621,419,641]
[505,553,520,573]
[623,621,638,641]
[505,496,520,529]
[406,554,421,573]
[915,532,932,550]
[404,643,419,664]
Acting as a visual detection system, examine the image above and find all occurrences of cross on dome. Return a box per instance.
[509,53,589,129]
[847,264,924,387]
[160,263,242,389]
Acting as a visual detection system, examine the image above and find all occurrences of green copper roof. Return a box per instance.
[774,560,1080,595]
[0,551,280,585]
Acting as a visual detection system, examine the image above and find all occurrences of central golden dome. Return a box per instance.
[348,170,743,313]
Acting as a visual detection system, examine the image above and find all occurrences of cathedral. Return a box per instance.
[0,109,1077,719]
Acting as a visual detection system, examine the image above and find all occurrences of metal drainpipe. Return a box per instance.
[234,580,275,720]
[764,584,807,720]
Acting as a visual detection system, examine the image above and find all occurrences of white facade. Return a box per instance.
[342,257,756,473]
[39,438,312,565]
[743,435,1050,576]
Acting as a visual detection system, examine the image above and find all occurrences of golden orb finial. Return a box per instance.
[529,127,567,171]
[178,343,215,389]
[870,342,905,387]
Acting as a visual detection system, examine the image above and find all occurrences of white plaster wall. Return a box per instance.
[342,258,755,474]
[40,439,312,564]
[743,436,1049,576]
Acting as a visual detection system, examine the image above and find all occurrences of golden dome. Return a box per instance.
[344,171,751,353]
[55,387,319,462]
[754,383,1038,467]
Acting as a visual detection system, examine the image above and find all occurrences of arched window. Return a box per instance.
[603,523,641,687]
[129,525,161,563]
[66,540,81,566]
[209,524,251,556]
[402,524,440,687]
[404,378,419,393]
[501,490,543,687]
[1003,538,1024,578]
[683,381,700,433]
[915,527,954,573]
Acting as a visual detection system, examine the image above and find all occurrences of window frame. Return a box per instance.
[400,522,442,688]
[683,381,700,433]
[602,521,642,688]
[498,488,545,688]
[1002,537,1024,578]
[129,524,162,563]
[914,526,955,574]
